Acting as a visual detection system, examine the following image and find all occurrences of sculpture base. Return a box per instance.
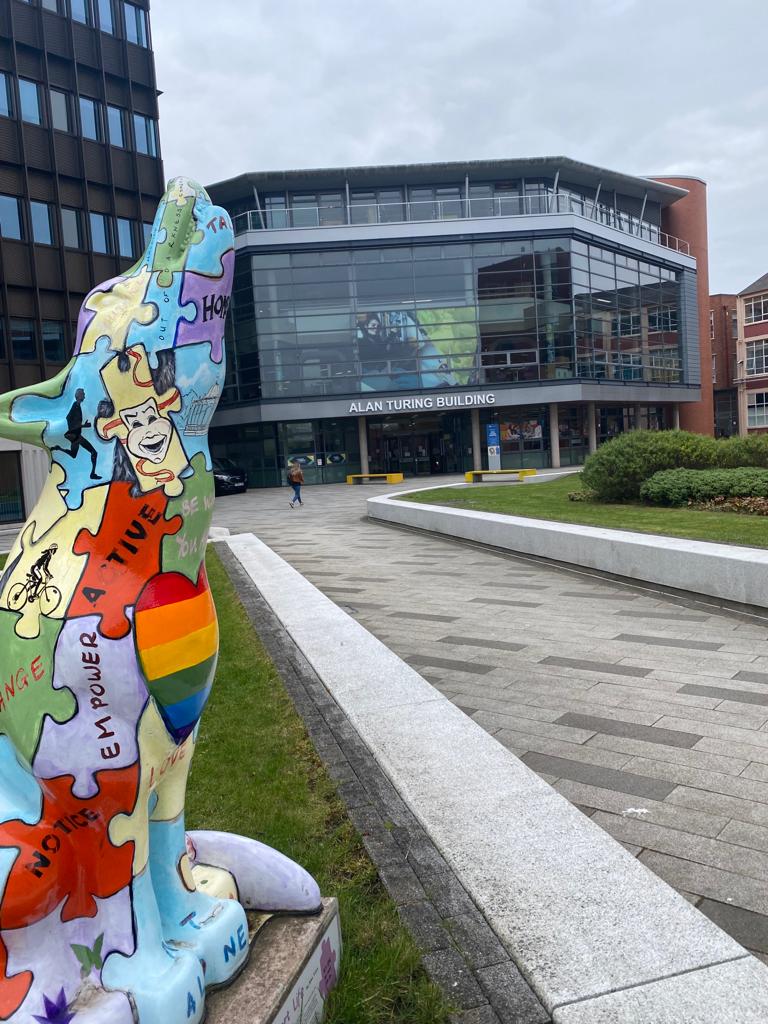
[206,897,342,1024]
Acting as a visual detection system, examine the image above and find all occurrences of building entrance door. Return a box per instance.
[368,413,466,477]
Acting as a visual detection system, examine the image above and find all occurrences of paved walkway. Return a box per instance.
[213,476,768,963]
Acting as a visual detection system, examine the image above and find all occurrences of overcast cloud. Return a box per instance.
[151,0,767,294]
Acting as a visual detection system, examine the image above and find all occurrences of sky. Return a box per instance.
[150,0,767,294]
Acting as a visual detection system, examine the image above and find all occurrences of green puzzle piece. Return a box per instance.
[152,196,205,288]
[162,453,216,581]
[0,609,75,766]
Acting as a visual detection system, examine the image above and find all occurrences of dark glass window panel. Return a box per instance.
[79,97,102,140]
[42,0,62,10]
[71,0,92,24]
[0,73,12,119]
[133,113,157,155]
[11,319,37,361]
[98,0,114,32]
[117,218,133,257]
[90,211,110,253]
[19,79,41,125]
[108,105,125,146]
[142,222,152,247]
[350,193,376,224]
[124,2,148,45]
[0,195,22,239]
[61,207,81,248]
[42,321,66,362]
[50,88,71,131]
[31,201,53,245]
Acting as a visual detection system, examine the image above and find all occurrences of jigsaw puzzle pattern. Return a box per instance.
[0,178,265,1023]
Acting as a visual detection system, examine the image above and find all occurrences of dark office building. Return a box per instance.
[207,157,710,488]
[0,0,163,522]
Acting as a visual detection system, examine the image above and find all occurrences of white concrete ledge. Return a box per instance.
[224,531,768,1020]
[367,490,768,611]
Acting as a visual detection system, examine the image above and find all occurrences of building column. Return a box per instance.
[672,404,680,430]
[471,408,482,471]
[587,402,597,454]
[633,403,643,431]
[549,402,561,469]
[357,415,369,474]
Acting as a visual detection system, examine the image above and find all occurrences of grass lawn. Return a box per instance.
[191,549,453,1023]
[402,473,768,548]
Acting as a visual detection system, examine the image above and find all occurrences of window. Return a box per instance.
[745,293,768,325]
[61,207,82,248]
[79,96,102,141]
[98,0,114,32]
[747,392,768,429]
[712,354,717,384]
[709,309,714,340]
[89,211,110,253]
[124,2,148,46]
[731,311,738,339]
[30,201,54,245]
[746,340,768,377]
[117,217,133,257]
[0,73,11,119]
[142,221,152,247]
[42,0,62,11]
[133,113,157,156]
[107,105,125,147]
[10,319,37,361]
[0,195,22,239]
[71,0,93,24]
[19,79,41,126]
[42,321,66,362]
[50,88,72,132]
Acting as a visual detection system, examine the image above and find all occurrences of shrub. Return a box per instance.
[716,435,768,468]
[581,430,720,501]
[568,488,597,502]
[640,468,768,506]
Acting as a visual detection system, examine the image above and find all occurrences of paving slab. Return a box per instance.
[552,956,768,1023]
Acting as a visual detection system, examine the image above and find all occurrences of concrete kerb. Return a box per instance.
[223,530,768,1021]
[366,490,768,612]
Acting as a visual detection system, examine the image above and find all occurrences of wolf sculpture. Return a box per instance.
[0,178,320,1023]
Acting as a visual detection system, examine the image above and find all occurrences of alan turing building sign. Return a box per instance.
[348,392,497,415]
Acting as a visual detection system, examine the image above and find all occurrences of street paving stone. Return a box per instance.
[213,477,768,963]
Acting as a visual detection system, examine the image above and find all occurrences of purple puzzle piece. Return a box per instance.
[174,250,235,362]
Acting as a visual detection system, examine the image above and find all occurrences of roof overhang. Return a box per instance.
[207,155,688,209]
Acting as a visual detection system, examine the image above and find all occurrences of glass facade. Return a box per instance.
[0,453,23,524]
[223,237,684,406]
[209,417,361,488]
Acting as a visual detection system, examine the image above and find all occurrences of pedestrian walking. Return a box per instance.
[287,461,304,507]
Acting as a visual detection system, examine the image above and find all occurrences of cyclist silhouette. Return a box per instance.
[51,388,101,480]
[30,543,57,591]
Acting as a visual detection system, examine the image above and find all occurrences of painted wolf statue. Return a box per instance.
[0,179,321,1023]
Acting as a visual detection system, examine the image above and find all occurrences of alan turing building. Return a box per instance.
[210,158,711,487]
[0,0,162,522]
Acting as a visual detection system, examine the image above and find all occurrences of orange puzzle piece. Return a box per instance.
[71,483,182,639]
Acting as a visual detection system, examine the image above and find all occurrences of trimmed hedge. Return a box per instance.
[640,468,768,506]
[581,430,768,501]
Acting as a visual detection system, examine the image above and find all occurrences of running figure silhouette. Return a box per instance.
[50,387,101,479]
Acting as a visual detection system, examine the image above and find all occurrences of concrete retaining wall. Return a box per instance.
[225,531,768,1021]
[367,491,768,611]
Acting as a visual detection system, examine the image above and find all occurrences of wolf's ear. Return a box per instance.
[0,362,74,447]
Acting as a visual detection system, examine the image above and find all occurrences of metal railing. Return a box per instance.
[233,192,690,255]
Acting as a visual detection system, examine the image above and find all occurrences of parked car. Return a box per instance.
[212,457,247,495]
